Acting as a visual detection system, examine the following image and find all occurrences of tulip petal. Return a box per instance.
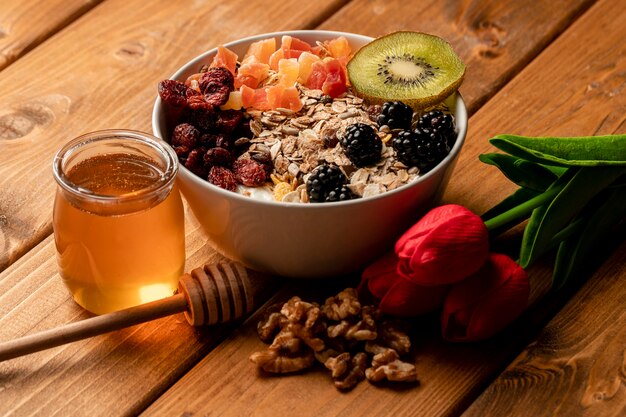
[380,278,448,317]
[395,204,489,286]
[360,252,399,298]
[442,253,529,342]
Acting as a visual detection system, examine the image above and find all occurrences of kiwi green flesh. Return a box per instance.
[347,32,465,109]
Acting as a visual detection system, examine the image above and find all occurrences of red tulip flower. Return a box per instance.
[395,204,489,286]
[360,252,449,317]
[441,253,529,342]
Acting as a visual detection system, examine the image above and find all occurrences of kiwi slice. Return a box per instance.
[347,31,465,109]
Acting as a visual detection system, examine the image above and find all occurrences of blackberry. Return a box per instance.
[306,164,347,203]
[326,185,356,202]
[392,127,450,173]
[377,101,413,130]
[416,110,456,148]
[341,123,382,167]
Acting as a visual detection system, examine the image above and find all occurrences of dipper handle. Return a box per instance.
[0,262,267,362]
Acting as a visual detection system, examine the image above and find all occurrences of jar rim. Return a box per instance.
[52,129,178,204]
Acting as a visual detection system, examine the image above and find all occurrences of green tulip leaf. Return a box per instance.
[479,153,562,191]
[519,166,625,268]
[552,188,626,290]
[490,134,626,167]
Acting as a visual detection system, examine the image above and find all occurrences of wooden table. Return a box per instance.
[0,0,624,415]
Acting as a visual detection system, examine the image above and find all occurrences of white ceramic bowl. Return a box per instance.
[153,30,467,279]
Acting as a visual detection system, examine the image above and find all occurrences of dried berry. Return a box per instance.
[184,147,208,178]
[203,147,233,168]
[216,109,244,134]
[215,134,232,150]
[234,119,253,139]
[158,79,191,107]
[233,158,267,187]
[186,91,213,110]
[184,108,216,131]
[199,67,234,107]
[198,133,220,147]
[207,166,238,191]
[171,123,199,155]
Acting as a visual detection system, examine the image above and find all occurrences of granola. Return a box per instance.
[239,86,419,203]
[159,34,457,203]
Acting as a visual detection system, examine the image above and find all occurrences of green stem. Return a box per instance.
[484,183,565,232]
[548,217,585,248]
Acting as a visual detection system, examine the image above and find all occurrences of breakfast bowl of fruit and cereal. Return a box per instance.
[152,30,467,278]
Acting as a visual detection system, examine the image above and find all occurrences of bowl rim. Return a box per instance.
[152,29,468,209]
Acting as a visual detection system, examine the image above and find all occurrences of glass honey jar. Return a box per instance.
[52,130,185,314]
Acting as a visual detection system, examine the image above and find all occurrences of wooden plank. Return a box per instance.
[141,0,626,415]
[0,0,350,415]
[0,0,104,71]
[0,0,347,273]
[460,241,626,417]
[319,0,596,114]
[0,210,281,417]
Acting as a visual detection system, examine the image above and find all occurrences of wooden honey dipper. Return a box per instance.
[0,262,271,362]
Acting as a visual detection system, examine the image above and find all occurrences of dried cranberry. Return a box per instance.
[198,133,220,147]
[199,67,234,107]
[208,166,238,191]
[215,135,232,150]
[216,110,243,134]
[184,147,208,178]
[233,158,267,187]
[186,90,214,110]
[184,108,216,131]
[234,119,253,139]
[158,80,190,107]
[204,147,233,168]
[171,123,199,155]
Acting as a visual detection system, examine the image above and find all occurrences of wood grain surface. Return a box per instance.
[461,241,626,417]
[318,0,596,114]
[0,0,623,415]
[0,0,346,272]
[0,0,346,414]
[141,0,626,415]
[0,0,104,71]
[0,0,594,273]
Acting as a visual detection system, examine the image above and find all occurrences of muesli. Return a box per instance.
[158,32,462,203]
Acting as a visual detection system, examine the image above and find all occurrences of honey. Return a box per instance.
[53,131,185,314]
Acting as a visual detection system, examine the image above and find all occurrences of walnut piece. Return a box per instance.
[334,352,367,390]
[324,352,351,378]
[250,288,417,390]
[280,296,317,322]
[270,329,302,353]
[379,320,411,355]
[287,322,325,352]
[249,349,314,373]
[365,359,417,383]
[321,288,361,321]
[257,312,288,343]
[365,344,417,383]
